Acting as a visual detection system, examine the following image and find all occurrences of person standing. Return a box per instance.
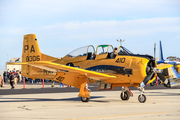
[19,71,22,82]
[9,72,15,89]
[7,70,10,82]
[14,71,17,86]
[13,68,16,72]
[0,75,4,87]
[3,71,8,82]
[16,71,19,82]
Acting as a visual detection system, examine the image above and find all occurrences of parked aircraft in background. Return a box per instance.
[156,41,180,87]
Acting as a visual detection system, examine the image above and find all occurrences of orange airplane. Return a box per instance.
[7,34,172,103]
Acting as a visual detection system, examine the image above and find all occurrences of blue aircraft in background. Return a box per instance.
[157,41,180,87]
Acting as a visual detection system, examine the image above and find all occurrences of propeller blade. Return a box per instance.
[157,73,170,88]
[143,73,154,85]
[140,72,154,88]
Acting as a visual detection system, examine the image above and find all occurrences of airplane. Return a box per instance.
[7,34,172,103]
[156,41,180,87]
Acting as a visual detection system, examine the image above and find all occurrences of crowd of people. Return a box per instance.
[0,68,22,89]
[0,68,64,89]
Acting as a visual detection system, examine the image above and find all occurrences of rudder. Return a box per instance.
[22,34,41,62]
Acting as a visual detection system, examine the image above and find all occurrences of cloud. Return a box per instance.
[0,0,180,70]
[0,0,180,25]
[38,17,180,39]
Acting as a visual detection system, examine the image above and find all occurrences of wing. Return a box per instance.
[7,61,117,80]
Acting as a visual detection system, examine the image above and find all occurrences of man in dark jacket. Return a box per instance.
[9,72,15,89]
[3,71,8,82]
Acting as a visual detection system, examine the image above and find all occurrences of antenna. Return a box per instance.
[117,38,125,46]
[154,43,156,60]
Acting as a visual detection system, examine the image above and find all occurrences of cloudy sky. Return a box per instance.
[0,0,180,70]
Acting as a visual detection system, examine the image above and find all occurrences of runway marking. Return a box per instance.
[65,110,180,120]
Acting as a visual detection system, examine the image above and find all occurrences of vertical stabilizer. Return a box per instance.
[21,34,42,76]
[22,34,41,62]
[159,41,165,61]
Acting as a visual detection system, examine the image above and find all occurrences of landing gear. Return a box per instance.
[51,80,55,88]
[81,97,90,102]
[138,87,146,103]
[150,83,154,86]
[80,82,91,102]
[120,87,133,101]
[138,94,146,103]
[120,91,130,100]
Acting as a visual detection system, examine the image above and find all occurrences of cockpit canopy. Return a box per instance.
[68,45,95,58]
[96,45,114,55]
[118,46,134,55]
[67,44,134,60]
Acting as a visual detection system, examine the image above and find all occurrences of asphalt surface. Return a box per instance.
[1,82,180,120]
[1,82,180,95]
[1,89,180,120]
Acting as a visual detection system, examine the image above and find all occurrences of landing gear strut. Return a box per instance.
[80,82,91,102]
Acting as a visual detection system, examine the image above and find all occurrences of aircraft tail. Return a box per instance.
[22,34,57,62]
[22,34,41,62]
[21,34,57,76]
[159,41,165,61]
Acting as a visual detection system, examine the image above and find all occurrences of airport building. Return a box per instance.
[6,57,22,71]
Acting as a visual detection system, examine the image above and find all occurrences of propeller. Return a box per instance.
[141,65,171,88]
[141,70,170,88]
[140,42,171,88]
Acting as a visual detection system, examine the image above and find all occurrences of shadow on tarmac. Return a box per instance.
[0,96,106,103]
[145,92,180,96]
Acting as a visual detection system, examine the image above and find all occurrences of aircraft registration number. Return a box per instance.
[56,76,65,82]
[115,58,126,63]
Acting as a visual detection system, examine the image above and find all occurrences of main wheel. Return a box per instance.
[81,97,90,102]
[150,83,154,86]
[120,91,130,100]
[138,94,146,103]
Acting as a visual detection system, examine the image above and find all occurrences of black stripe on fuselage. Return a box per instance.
[86,65,125,74]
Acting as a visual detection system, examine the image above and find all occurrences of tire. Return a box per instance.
[150,83,154,86]
[138,94,146,103]
[120,91,130,101]
[81,97,90,102]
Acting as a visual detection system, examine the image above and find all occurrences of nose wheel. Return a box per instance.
[138,87,146,103]
[138,94,146,103]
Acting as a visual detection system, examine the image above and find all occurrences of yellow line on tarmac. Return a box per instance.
[65,110,180,120]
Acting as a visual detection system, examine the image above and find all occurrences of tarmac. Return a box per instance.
[0,83,180,120]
